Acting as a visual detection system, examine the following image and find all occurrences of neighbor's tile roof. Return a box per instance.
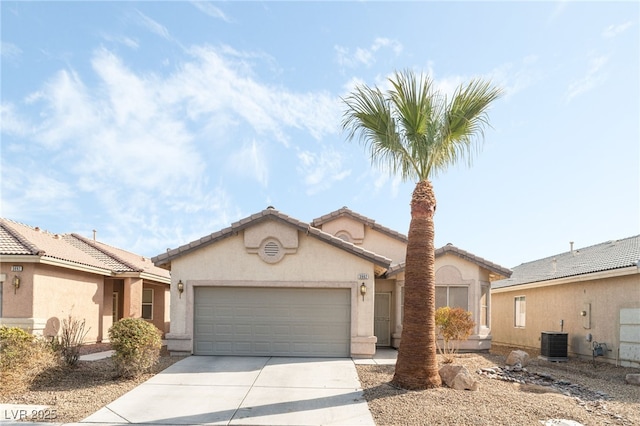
[312,207,408,244]
[492,235,640,289]
[384,243,512,279]
[0,218,169,281]
[152,207,392,268]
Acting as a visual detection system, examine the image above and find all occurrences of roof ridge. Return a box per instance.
[69,233,143,272]
[0,218,46,255]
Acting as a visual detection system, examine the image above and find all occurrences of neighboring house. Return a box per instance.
[491,235,640,367]
[152,207,511,357]
[0,219,171,342]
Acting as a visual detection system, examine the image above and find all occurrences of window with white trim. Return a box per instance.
[142,288,153,320]
[514,296,526,328]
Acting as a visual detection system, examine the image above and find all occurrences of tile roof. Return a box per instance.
[384,243,512,279]
[312,207,408,244]
[152,207,392,269]
[492,235,640,289]
[0,218,169,281]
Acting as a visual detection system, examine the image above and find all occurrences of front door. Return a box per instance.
[374,292,391,347]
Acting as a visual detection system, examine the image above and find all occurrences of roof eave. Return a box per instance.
[492,265,639,293]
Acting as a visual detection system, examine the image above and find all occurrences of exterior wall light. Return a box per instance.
[13,275,20,294]
[360,282,367,301]
[177,280,184,298]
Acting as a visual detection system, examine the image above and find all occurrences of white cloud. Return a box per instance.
[0,41,22,61]
[335,37,403,69]
[566,54,608,102]
[99,32,140,49]
[228,139,269,187]
[0,103,30,136]
[602,22,632,38]
[135,10,173,41]
[191,1,231,23]
[297,147,351,195]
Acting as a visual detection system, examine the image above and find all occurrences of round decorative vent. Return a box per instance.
[259,239,285,263]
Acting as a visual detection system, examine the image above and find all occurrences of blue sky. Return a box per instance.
[1,1,638,268]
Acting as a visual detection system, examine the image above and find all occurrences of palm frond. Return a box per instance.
[342,70,503,181]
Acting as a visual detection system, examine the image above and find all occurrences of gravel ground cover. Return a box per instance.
[2,344,638,425]
[1,345,184,423]
[358,347,640,426]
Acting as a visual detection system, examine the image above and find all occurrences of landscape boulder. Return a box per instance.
[625,374,640,386]
[506,350,530,367]
[439,364,479,391]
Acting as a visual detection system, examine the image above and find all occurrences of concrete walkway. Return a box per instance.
[75,356,375,425]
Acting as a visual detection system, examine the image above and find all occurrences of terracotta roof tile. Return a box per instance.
[0,218,169,281]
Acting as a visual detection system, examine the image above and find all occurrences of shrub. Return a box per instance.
[435,307,475,363]
[0,326,59,395]
[56,316,90,367]
[109,318,162,378]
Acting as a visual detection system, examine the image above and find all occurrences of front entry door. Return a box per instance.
[374,292,391,347]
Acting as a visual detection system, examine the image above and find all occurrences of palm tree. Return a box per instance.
[342,70,502,390]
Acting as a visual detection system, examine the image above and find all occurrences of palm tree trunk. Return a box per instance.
[391,179,442,390]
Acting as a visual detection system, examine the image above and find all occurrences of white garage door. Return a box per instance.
[194,287,351,357]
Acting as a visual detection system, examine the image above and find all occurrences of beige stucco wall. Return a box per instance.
[166,225,377,356]
[318,216,407,263]
[491,270,640,366]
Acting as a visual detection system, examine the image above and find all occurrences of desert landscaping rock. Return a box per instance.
[506,349,531,367]
[439,364,479,391]
[625,373,640,386]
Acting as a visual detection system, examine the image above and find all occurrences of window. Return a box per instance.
[436,286,468,310]
[514,296,526,328]
[480,284,489,328]
[142,289,153,320]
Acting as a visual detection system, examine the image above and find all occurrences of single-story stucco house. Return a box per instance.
[152,207,511,357]
[491,235,640,367]
[0,219,171,342]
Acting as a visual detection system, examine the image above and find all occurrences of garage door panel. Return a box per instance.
[194,287,350,357]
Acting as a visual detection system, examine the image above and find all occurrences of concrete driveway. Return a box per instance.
[77,356,375,425]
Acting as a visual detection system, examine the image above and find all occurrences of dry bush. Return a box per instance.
[57,316,90,367]
[435,306,475,363]
[0,326,60,396]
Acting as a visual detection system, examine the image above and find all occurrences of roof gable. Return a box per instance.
[492,235,640,289]
[384,243,512,279]
[312,207,408,244]
[152,207,392,269]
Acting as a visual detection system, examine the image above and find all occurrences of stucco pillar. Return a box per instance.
[123,277,143,318]
[392,279,404,348]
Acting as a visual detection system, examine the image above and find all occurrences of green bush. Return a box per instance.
[0,326,59,395]
[109,318,162,378]
[435,307,475,363]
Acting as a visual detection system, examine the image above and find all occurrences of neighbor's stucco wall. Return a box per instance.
[33,264,104,342]
[491,271,640,366]
[167,225,377,356]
